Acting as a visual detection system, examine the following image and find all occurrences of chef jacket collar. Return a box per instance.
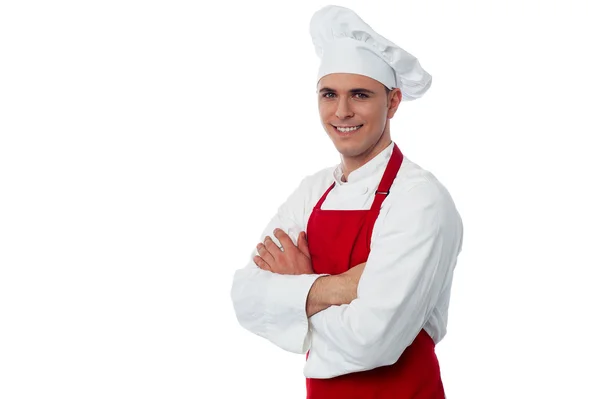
[333,141,395,185]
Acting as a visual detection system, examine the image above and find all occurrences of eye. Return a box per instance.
[354,93,369,99]
[322,92,336,98]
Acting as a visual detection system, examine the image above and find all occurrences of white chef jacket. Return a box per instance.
[230,141,463,378]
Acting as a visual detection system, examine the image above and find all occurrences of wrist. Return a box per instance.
[305,273,358,318]
[327,274,350,306]
[306,275,338,317]
[334,273,358,305]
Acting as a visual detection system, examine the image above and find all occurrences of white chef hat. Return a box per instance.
[309,5,432,100]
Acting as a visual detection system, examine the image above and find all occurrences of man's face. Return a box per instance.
[317,73,401,159]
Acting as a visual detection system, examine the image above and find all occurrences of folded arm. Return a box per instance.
[231,243,364,353]
[230,176,363,353]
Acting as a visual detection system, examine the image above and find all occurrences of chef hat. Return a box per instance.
[309,5,432,100]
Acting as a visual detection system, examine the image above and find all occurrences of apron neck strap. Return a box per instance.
[315,182,335,209]
[371,143,404,211]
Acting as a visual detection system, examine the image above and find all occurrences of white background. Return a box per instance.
[1,0,599,398]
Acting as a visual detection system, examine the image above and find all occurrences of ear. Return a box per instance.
[387,88,402,119]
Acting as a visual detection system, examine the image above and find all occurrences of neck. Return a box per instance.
[340,132,392,182]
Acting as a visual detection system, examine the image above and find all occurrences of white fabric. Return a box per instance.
[230,142,463,378]
[317,37,398,90]
[310,5,432,100]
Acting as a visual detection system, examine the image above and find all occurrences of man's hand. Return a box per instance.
[254,229,314,275]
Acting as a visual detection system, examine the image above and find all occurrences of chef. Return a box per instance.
[230,5,463,399]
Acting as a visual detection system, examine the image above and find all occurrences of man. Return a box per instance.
[230,5,463,399]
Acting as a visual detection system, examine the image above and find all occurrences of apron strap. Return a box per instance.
[371,143,403,211]
[315,182,335,210]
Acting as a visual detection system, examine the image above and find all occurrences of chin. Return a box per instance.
[330,139,368,158]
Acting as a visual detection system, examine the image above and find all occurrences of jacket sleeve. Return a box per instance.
[230,176,328,354]
[304,180,463,377]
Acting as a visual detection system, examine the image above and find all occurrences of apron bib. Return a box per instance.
[305,144,445,399]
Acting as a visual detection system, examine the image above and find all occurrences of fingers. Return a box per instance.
[257,241,276,265]
[297,231,311,258]
[264,235,283,256]
[273,228,295,252]
[253,255,272,271]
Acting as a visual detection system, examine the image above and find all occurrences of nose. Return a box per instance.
[335,98,354,119]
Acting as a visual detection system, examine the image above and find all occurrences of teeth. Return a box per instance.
[336,125,361,133]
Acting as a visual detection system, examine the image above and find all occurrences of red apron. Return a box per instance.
[305,143,445,399]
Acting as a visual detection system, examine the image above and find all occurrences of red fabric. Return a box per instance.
[304,144,445,399]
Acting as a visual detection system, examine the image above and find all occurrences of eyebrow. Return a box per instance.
[319,87,377,95]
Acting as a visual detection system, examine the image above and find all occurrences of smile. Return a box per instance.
[334,125,363,133]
